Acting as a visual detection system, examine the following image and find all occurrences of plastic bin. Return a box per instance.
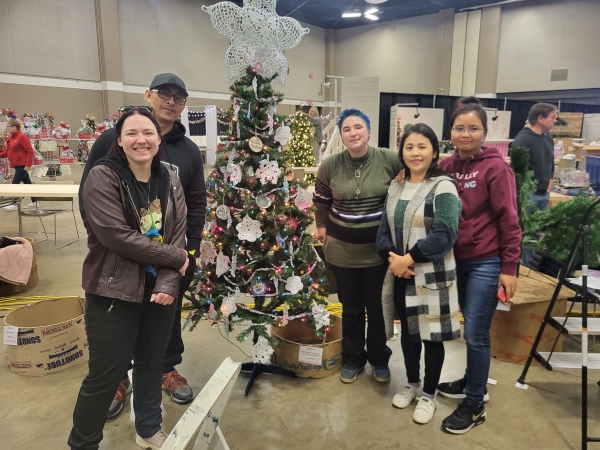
[585,155,600,191]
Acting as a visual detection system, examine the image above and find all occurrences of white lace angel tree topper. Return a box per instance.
[201,0,309,84]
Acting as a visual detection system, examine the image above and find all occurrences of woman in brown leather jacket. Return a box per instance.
[68,107,189,450]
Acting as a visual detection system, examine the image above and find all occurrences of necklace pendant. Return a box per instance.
[355,187,361,199]
[355,168,361,178]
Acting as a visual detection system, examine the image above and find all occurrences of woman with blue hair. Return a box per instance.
[313,108,402,384]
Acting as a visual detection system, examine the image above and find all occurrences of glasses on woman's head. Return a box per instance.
[119,106,154,115]
[451,126,484,135]
[150,88,187,105]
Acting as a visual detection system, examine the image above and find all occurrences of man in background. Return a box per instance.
[511,102,557,267]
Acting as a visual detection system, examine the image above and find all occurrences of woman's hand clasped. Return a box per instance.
[150,292,175,305]
[388,251,415,278]
[317,227,327,243]
[499,273,517,299]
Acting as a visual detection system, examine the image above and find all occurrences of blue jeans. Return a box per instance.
[456,255,501,405]
[522,191,549,267]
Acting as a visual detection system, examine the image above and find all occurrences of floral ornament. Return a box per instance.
[255,157,281,184]
[294,186,313,209]
[236,214,262,242]
[252,336,274,365]
[201,0,309,85]
[200,240,218,266]
[274,125,292,146]
[285,275,303,295]
[311,301,330,329]
[250,280,267,296]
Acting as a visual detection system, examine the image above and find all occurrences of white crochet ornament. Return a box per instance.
[285,276,303,295]
[201,0,309,85]
[236,215,262,242]
[215,250,230,277]
[255,158,281,184]
[312,301,330,329]
[252,336,274,365]
[229,164,243,185]
[274,125,292,146]
[294,186,313,209]
[220,288,240,316]
[216,204,232,228]
[200,240,217,266]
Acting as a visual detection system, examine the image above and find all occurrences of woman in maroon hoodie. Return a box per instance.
[437,97,521,434]
[0,118,37,208]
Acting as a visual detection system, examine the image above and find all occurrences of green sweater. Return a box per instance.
[313,146,402,268]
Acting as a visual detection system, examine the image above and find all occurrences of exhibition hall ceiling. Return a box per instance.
[229,0,518,29]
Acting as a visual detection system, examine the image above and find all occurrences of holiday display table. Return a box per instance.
[490,269,575,365]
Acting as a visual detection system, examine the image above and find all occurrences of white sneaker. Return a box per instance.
[136,430,168,449]
[392,385,419,409]
[2,205,18,211]
[25,202,38,209]
[413,396,436,424]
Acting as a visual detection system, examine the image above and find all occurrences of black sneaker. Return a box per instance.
[441,398,486,434]
[437,378,490,403]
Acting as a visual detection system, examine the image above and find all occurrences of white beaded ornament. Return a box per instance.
[200,240,217,266]
[274,125,292,146]
[216,204,233,228]
[229,164,243,185]
[236,214,262,242]
[255,158,281,184]
[312,302,330,329]
[285,276,303,295]
[216,250,230,277]
[201,0,309,85]
[252,336,274,365]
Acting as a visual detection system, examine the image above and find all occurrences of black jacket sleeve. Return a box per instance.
[182,143,206,253]
[78,128,117,224]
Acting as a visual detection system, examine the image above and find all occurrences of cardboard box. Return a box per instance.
[491,269,575,365]
[0,238,38,296]
[3,297,88,376]
[271,316,342,378]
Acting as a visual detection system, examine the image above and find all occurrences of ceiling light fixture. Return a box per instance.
[365,0,389,4]
[364,14,379,20]
[364,8,379,15]
[342,12,362,18]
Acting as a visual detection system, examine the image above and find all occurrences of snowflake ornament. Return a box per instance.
[285,275,303,295]
[200,240,217,266]
[201,0,309,85]
[220,288,240,316]
[294,186,313,209]
[274,126,292,146]
[312,301,330,329]
[253,336,274,365]
[216,250,230,277]
[236,214,262,242]
[229,164,243,185]
[255,158,281,184]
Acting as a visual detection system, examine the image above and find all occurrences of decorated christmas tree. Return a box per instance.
[289,111,316,181]
[186,66,330,361]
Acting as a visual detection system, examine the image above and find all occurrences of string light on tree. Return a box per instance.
[289,111,316,182]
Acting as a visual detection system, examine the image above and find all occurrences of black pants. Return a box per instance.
[13,166,36,202]
[162,255,196,373]
[68,289,176,450]
[395,278,445,396]
[330,263,392,369]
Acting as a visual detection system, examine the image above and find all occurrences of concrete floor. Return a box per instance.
[1,196,599,450]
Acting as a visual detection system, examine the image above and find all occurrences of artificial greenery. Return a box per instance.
[528,194,600,261]
[509,145,537,246]
[185,67,328,344]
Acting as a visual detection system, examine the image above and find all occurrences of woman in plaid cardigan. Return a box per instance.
[376,123,462,425]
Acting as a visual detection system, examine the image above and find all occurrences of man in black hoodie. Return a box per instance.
[511,102,557,267]
[79,73,206,417]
